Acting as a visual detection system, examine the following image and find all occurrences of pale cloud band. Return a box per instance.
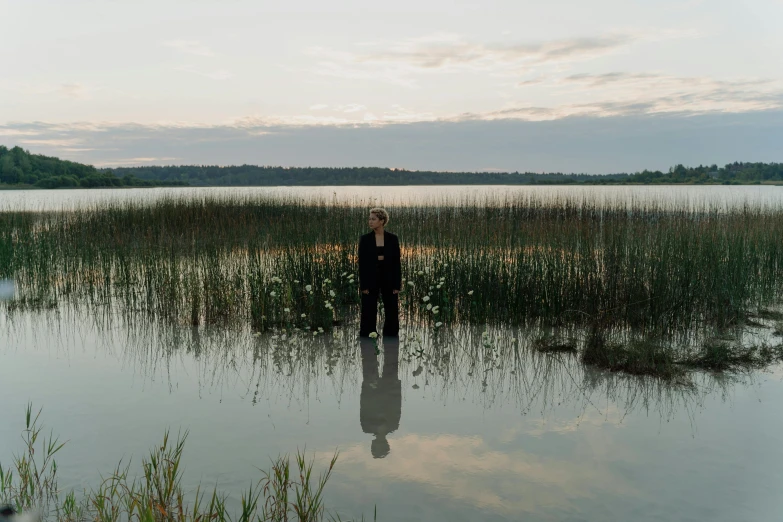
[3,111,781,173]
[163,40,217,57]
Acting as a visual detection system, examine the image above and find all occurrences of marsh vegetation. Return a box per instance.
[2,193,783,377]
[1,404,355,522]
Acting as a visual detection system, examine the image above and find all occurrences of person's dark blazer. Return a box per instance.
[358,231,401,291]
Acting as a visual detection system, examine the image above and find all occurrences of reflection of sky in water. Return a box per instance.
[1,309,782,521]
[0,279,14,300]
[2,185,783,211]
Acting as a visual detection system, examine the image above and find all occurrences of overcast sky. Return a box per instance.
[2,0,782,172]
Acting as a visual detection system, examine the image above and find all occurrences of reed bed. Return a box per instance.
[2,193,782,335]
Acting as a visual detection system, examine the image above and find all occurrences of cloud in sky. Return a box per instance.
[351,33,640,69]
[307,29,700,84]
[174,65,234,81]
[3,110,781,173]
[304,32,644,86]
[58,83,89,99]
[163,40,216,57]
[504,72,783,119]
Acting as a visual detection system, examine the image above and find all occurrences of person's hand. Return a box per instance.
[362,289,369,294]
[392,289,400,294]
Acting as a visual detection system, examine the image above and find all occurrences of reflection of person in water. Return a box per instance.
[359,337,402,458]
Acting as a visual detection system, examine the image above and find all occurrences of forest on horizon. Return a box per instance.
[2,145,783,188]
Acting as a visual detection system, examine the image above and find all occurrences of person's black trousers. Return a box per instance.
[360,261,399,337]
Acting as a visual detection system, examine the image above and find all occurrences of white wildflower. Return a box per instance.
[435,322,443,327]
[329,290,336,297]
[468,290,474,295]
[422,296,430,302]
[407,281,414,286]
[318,327,324,332]
[301,313,306,318]
[444,263,449,267]
[284,308,290,313]
[341,272,347,277]
[436,284,442,289]
[433,310,439,315]
[270,290,277,297]
[426,304,432,310]
[417,270,424,276]
[369,332,378,339]
[294,279,300,283]
[305,284,312,292]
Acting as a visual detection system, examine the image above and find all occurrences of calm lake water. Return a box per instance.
[1,185,783,210]
[1,308,782,522]
[2,186,783,521]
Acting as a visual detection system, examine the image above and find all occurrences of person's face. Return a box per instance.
[368,213,384,230]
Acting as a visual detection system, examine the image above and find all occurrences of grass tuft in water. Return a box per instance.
[532,333,577,354]
[582,328,683,379]
[0,404,364,522]
[680,340,783,372]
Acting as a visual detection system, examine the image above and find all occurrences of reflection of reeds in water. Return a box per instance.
[3,193,783,375]
[14,307,767,426]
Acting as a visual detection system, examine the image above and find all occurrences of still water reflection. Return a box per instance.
[1,308,782,521]
[360,339,401,459]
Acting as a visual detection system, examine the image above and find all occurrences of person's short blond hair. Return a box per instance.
[369,207,389,226]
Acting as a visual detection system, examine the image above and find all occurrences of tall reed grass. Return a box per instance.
[0,404,363,522]
[2,193,782,334]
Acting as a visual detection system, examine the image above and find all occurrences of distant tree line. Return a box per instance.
[108,165,630,185]
[624,163,783,184]
[0,146,187,188]
[108,162,783,186]
[1,144,782,189]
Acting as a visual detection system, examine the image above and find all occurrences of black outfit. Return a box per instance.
[358,230,401,337]
[359,337,401,458]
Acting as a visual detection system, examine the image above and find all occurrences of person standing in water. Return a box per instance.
[358,208,401,337]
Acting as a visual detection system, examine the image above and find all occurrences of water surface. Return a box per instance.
[1,309,782,521]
